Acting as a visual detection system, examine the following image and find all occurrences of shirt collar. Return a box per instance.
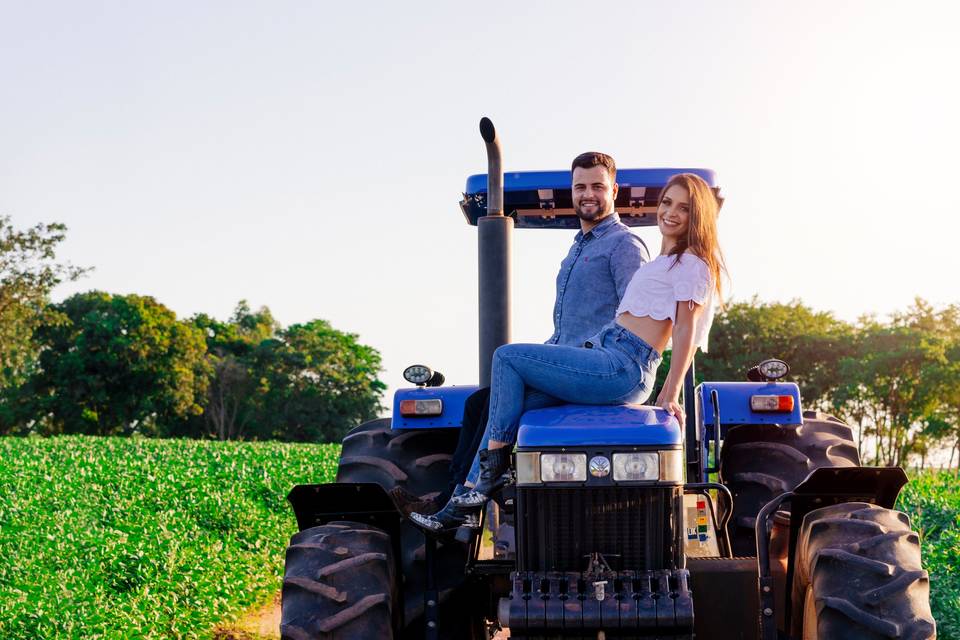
[575,212,621,242]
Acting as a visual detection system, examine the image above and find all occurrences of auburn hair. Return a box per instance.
[661,173,727,305]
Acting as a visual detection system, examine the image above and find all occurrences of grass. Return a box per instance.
[0,436,339,639]
[897,470,960,639]
[0,436,956,638]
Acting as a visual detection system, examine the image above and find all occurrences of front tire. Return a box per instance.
[793,502,936,639]
[281,521,397,640]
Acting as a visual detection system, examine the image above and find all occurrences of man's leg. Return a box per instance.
[449,387,490,489]
[390,388,492,516]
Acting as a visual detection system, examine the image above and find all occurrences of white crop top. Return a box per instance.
[615,252,716,352]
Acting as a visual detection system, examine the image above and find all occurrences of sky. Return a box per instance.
[2,1,959,404]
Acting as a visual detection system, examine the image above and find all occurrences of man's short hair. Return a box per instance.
[571,152,616,183]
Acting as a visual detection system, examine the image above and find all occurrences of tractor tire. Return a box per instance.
[281,520,398,640]
[792,502,936,639]
[719,410,860,556]
[335,419,469,629]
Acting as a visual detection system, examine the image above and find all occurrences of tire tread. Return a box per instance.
[720,413,860,556]
[281,521,396,639]
[793,503,936,639]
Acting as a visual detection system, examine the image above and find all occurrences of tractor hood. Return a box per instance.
[516,404,682,447]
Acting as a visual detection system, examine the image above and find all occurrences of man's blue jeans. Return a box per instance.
[466,322,661,485]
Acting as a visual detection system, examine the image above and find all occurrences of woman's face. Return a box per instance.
[657,184,691,241]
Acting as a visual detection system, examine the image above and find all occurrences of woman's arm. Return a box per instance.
[656,300,705,423]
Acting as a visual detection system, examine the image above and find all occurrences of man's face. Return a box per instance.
[572,165,618,223]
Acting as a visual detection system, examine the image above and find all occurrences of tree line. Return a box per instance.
[2,216,958,460]
[0,216,384,442]
[691,298,960,469]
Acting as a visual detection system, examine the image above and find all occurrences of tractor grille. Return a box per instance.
[517,486,679,572]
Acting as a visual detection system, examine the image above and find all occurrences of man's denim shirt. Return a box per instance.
[546,213,649,347]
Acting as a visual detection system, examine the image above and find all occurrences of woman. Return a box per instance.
[411,173,726,533]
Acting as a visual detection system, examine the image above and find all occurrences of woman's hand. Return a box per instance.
[656,391,685,425]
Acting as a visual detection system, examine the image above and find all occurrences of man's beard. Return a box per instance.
[574,202,610,222]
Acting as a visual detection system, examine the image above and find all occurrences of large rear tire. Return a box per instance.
[793,502,936,639]
[335,419,468,628]
[719,410,860,556]
[337,418,460,505]
[281,521,398,640]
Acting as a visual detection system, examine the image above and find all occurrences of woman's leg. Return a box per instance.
[453,342,642,509]
[411,339,647,533]
[464,388,561,486]
[484,341,641,448]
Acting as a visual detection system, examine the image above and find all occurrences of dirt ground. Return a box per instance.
[212,593,281,640]
[213,591,511,639]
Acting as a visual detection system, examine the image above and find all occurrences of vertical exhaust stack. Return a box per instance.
[477,117,512,387]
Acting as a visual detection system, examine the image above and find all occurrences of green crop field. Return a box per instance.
[0,436,339,639]
[897,471,960,638]
[1,436,957,639]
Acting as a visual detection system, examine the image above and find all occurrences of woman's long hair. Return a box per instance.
[661,173,727,304]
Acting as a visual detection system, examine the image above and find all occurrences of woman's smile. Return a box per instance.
[657,184,691,240]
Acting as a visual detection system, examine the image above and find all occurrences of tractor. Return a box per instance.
[280,119,936,639]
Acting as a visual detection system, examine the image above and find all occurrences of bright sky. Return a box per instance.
[2,2,959,404]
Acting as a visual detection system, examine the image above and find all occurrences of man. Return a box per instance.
[395,151,649,514]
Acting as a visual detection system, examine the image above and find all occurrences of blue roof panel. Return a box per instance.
[465,168,716,194]
[460,167,719,229]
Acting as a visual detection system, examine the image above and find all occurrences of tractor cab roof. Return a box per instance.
[460,168,718,229]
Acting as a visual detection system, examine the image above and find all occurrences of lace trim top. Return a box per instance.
[615,252,716,352]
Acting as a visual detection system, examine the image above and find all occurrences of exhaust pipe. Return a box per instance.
[477,117,512,386]
[479,117,503,216]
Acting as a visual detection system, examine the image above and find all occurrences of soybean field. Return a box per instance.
[0,436,958,639]
[897,471,960,638]
[0,436,338,639]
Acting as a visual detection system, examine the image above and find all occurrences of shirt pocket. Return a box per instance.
[569,252,610,288]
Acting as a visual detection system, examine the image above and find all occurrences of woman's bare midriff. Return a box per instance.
[615,312,672,355]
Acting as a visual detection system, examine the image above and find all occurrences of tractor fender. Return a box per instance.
[755,466,911,639]
[287,482,404,541]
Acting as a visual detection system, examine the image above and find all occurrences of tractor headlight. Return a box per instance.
[758,358,789,380]
[515,452,541,485]
[540,453,587,482]
[658,450,684,483]
[403,364,433,385]
[516,450,684,485]
[612,452,659,481]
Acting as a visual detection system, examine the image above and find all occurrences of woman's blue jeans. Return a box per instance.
[465,322,661,485]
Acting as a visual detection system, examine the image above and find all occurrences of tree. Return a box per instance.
[657,298,853,406]
[833,300,949,466]
[9,292,209,436]
[189,302,279,440]
[188,304,385,442]
[914,303,960,469]
[250,319,385,442]
[0,216,86,389]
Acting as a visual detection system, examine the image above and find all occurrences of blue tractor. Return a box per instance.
[280,120,936,639]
